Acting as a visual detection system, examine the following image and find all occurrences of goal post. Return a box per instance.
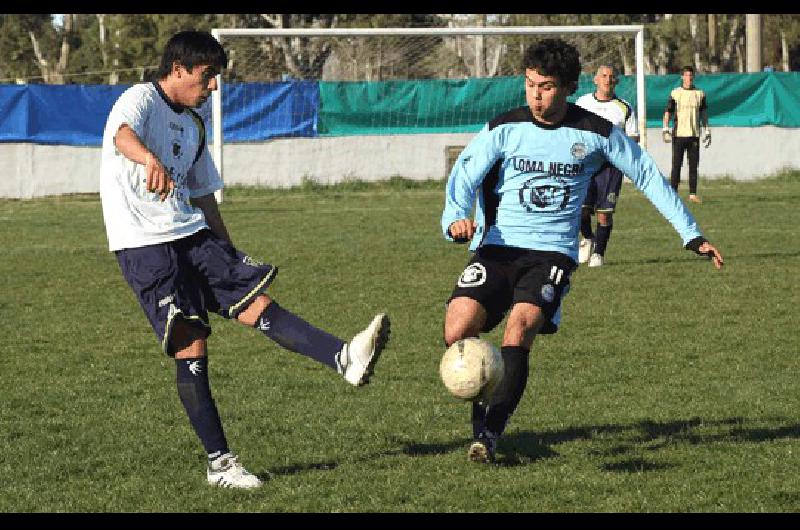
[210,25,646,194]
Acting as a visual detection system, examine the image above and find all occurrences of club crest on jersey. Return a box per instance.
[570,142,587,160]
[169,122,185,136]
[519,177,570,212]
[458,263,487,288]
[173,142,183,159]
[541,283,555,303]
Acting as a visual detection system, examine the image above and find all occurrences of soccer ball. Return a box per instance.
[439,338,504,401]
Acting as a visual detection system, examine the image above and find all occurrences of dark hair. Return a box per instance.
[682,65,695,74]
[522,39,581,92]
[157,31,227,79]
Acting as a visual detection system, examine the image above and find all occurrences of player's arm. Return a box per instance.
[441,124,503,243]
[113,124,174,202]
[191,193,231,245]
[662,96,675,143]
[699,94,711,147]
[602,128,723,270]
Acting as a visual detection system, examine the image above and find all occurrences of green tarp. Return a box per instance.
[318,71,800,136]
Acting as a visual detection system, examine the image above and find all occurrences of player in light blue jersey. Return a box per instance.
[441,39,723,464]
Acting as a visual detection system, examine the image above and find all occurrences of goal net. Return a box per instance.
[210,26,645,189]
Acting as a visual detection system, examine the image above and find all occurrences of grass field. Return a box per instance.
[1,174,798,512]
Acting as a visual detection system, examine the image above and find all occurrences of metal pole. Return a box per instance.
[635,28,647,151]
[211,29,224,204]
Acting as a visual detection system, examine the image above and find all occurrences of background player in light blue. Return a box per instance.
[441,39,723,464]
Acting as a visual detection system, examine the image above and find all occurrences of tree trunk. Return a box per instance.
[721,15,742,71]
[618,39,632,76]
[781,30,790,72]
[707,14,719,72]
[28,31,50,83]
[736,34,745,72]
[474,14,485,77]
[689,14,704,72]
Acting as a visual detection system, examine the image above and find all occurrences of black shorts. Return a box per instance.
[447,245,576,335]
[583,163,624,213]
[115,229,277,355]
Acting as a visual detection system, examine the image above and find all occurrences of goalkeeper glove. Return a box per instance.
[662,128,672,143]
[702,128,711,148]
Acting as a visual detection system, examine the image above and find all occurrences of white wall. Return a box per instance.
[2,126,798,198]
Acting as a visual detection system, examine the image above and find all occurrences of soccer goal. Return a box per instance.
[210,25,646,192]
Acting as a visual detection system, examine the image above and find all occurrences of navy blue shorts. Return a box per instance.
[115,229,277,355]
[583,163,624,213]
[447,245,575,335]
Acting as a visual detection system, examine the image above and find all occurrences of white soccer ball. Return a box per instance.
[439,338,504,401]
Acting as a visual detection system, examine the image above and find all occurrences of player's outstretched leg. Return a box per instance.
[339,313,391,386]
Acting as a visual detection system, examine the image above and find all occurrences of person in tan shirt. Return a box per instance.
[662,65,710,204]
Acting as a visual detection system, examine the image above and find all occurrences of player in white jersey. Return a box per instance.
[100,31,390,489]
[574,65,639,267]
[441,39,723,464]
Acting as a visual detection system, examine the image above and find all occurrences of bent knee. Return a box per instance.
[171,320,208,359]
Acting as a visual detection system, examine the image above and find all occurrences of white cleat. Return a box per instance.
[588,253,604,268]
[578,238,594,264]
[341,313,391,386]
[207,453,262,489]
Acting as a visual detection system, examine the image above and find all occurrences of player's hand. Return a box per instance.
[702,129,711,148]
[144,152,175,201]
[662,128,672,143]
[698,241,724,270]
[448,219,478,243]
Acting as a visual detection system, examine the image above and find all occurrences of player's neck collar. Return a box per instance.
[528,103,573,130]
[152,81,185,114]
[593,92,616,103]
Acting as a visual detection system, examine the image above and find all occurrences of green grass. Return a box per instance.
[0,174,798,512]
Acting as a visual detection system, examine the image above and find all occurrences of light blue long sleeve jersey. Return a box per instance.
[441,104,703,262]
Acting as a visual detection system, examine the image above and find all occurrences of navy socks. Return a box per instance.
[475,345,531,437]
[175,357,229,459]
[580,214,594,240]
[254,302,345,371]
[594,222,613,256]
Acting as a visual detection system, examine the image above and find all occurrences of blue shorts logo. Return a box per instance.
[541,283,555,303]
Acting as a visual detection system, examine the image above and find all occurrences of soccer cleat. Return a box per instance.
[342,313,391,386]
[578,238,595,264]
[207,453,262,489]
[688,194,703,204]
[468,431,498,464]
[588,253,604,268]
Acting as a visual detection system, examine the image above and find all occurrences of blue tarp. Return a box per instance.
[1,73,798,146]
[0,81,319,146]
[0,84,128,145]
[222,81,318,141]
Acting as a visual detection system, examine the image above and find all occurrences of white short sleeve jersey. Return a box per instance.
[100,83,223,251]
[575,93,639,138]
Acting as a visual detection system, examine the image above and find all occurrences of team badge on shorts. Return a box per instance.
[541,283,555,303]
[458,263,487,288]
[607,192,617,204]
